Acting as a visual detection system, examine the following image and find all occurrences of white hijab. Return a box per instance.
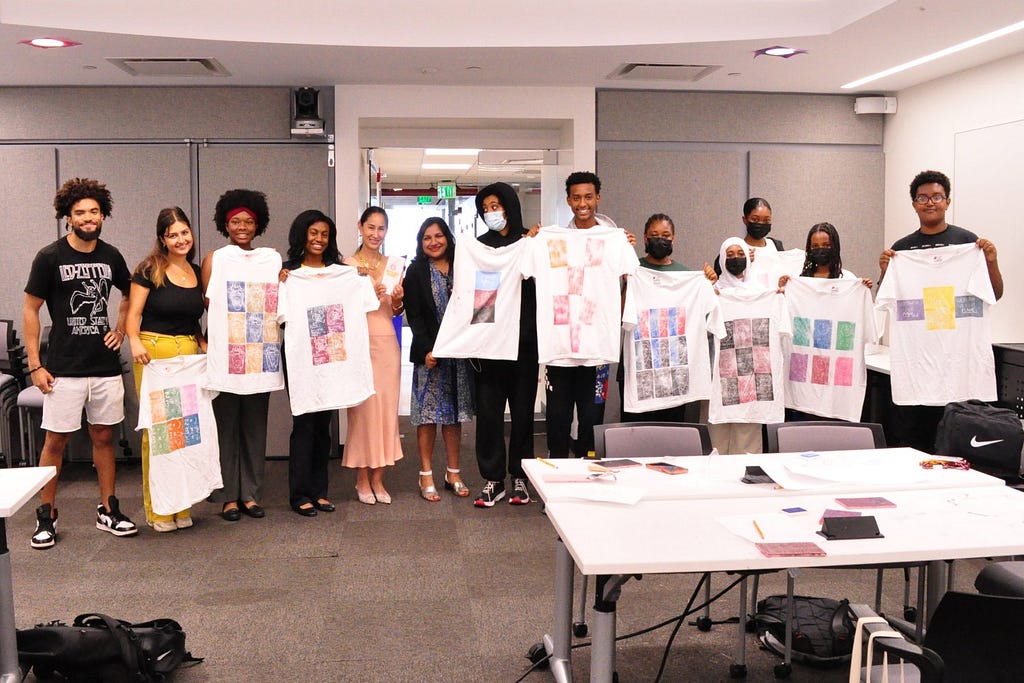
[717,237,750,290]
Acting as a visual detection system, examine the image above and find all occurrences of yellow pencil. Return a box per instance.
[752,520,765,540]
[537,457,558,469]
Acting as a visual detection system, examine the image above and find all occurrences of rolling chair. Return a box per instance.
[0,320,22,467]
[849,592,1024,682]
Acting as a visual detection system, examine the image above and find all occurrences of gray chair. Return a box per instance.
[974,560,1024,597]
[766,420,886,453]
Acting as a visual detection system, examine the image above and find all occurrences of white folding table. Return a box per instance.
[0,467,56,683]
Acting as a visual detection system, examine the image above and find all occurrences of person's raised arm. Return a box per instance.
[977,238,1003,300]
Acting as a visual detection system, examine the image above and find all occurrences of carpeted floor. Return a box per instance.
[5,423,987,682]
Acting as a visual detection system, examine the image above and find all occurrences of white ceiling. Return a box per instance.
[2,0,1022,188]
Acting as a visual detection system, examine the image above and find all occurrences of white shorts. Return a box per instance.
[41,375,125,433]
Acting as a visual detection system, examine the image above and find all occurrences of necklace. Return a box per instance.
[356,249,383,272]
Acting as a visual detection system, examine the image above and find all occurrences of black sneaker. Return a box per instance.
[30,504,57,549]
[474,481,506,508]
[96,495,138,537]
[509,478,531,505]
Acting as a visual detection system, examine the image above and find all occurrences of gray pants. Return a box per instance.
[210,392,270,503]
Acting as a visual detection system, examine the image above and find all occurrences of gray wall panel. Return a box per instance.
[597,149,744,268]
[598,90,882,145]
[749,149,885,284]
[0,87,294,140]
[0,146,59,323]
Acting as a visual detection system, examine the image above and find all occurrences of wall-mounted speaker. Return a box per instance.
[291,87,324,135]
[854,96,898,115]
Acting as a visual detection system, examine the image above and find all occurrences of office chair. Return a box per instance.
[974,560,1024,598]
[0,320,22,467]
[574,422,712,640]
[850,592,1024,682]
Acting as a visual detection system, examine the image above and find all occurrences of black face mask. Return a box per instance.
[724,257,747,276]
[746,222,771,240]
[645,237,673,260]
[809,247,833,266]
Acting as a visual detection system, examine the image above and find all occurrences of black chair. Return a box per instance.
[850,592,1024,682]
[974,560,1024,597]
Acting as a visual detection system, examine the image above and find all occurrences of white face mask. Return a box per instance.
[483,211,507,231]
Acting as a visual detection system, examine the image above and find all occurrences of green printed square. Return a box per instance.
[836,321,856,351]
[163,388,182,419]
[150,423,170,456]
[792,317,811,347]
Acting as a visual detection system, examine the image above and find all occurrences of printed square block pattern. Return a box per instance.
[954,295,983,319]
[813,319,833,350]
[836,321,856,351]
[789,353,808,382]
[834,356,854,387]
[896,299,925,322]
[811,355,831,385]
[553,295,570,325]
[793,317,811,347]
[923,286,955,330]
[585,238,605,266]
[547,239,568,268]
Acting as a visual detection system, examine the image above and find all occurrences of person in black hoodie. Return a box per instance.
[472,182,539,507]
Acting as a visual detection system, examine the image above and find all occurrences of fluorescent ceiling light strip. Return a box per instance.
[422,163,472,170]
[842,19,1024,89]
[424,148,481,156]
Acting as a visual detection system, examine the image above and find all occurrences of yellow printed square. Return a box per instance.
[227,313,247,344]
[923,286,955,330]
[547,239,568,268]
[245,343,264,373]
[263,317,280,343]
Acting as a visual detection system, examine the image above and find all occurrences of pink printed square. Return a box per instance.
[310,336,330,366]
[638,310,651,340]
[180,385,198,415]
[567,266,585,295]
[585,238,605,266]
[718,348,737,378]
[732,319,752,348]
[570,322,582,353]
[553,295,570,325]
[580,298,596,325]
[675,308,686,335]
[834,357,854,387]
[738,374,756,404]
[658,309,669,339]
[327,333,347,362]
[811,355,831,385]
[326,304,345,333]
[148,390,167,423]
[474,288,498,308]
[753,345,771,374]
[263,283,279,313]
[228,344,247,374]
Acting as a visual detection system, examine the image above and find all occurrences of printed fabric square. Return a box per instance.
[672,367,690,396]
[263,343,282,373]
[923,286,955,330]
[674,307,686,336]
[834,356,854,387]
[719,348,737,378]
[735,347,754,377]
[637,310,651,340]
[183,413,201,448]
[150,423,171,456]
[721,377,740,406]
[732,319,752,348]
[751,318,771,346]
[553,295,570,325]
[246,313,265,343]
[246,282,266,313]
[227,313,247,344]
[580,297,596,326]
[263,283,279,313]
[656,338,671,369]
[954,295,984,319]
[813,319,833,350]
[637,370,655,400]
[738,374,757,403]
[180,385,199,415]
[896,299,925,322]
[752,345,771,374]
[162,387,182,420]
[654,367,676,398]
[311,335,330,365]
[166,417,186,452]
[327,333,346,362]
[585,238,605,266]
[670,336,687,366]
[245,344,264,373]
[636,340,653,371]
[226,281,246,312]
[307,305,328,337]
[835,321,856,351]
[228,344,247,374]
[472,289,497,324]
[811,355,831,385]
[262,317,280,343]
[148,390,168,423]
[792,317,811,347]
[657,309,670,339]
[789,352,808,382]
[325,304,345,333]
[754,373,774,401]
[547,239,568,268]
[567,266,585,295]
[720,321,735,350]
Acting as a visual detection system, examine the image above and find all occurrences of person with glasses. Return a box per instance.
[876,169,1003,453]
[713,197,782,276]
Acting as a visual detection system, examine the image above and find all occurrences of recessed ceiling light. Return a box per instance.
[424,148,481,156]
[20,37,80,49]
[842,19,1024,89]
[422,163,472,170]
[754,46,806,58]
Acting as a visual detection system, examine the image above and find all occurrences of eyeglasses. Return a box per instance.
[914,194,948,205]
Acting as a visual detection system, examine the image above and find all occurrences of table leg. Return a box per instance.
[590,575,617,683]
[0,519,23,682]
[544,537,575,683]
[925,560,946,624]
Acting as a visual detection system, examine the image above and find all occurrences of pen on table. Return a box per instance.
[752,519,765,540]
[537,457,558,469]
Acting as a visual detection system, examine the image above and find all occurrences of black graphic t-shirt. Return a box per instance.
[25,237,131,377]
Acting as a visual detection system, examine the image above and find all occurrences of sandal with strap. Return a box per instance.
[419,471,440,502]
[444,467,470,497]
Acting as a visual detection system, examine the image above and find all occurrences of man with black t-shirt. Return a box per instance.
[877,169,1003,453]
[23,177,137,549]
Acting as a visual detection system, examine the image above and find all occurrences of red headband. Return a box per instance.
[226,207,254,223]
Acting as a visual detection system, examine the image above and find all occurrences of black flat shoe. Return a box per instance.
[240,502,265,519]
[293,504,317,517]
[314,499,336,512]
[221,506,241,522]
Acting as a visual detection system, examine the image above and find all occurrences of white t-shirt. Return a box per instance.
[432,238,527,360]
[621,269,723,412]
[782,277,879,421]
[875,243,996,406]
[278,265,380,416]
[521,225,639,366]
[748,248,807,290]
[136,355,223,516]
[204,245,285,394]
[708,288,791,425]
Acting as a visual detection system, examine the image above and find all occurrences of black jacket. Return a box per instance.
[402,257,445,365]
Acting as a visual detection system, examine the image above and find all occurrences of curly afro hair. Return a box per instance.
[213,189,270,237]
[53,177,113,220]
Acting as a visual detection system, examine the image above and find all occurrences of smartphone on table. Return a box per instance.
[645,462,688,475]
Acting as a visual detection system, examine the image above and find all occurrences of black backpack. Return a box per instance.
[753,595,854,666]
[935,400,1024,482]
[17,613,201,682]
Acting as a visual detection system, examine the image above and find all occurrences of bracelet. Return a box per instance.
[28,366,43,374]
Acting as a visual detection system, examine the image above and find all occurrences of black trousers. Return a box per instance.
[288,410,332,507]
[210,392,270,503]
[545,365,607,458]
[474,358,539,481]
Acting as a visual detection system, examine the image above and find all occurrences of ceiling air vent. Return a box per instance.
[107,58,231,77]
[608,63,720,82]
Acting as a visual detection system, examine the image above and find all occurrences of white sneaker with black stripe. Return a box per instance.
[96,495,138,537]
[509,478,531,505]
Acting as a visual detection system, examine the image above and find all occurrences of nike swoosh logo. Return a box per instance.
[970,436,1004,447]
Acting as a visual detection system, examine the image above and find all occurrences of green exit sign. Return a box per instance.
[437,183,456,200]
[417,196,432,205]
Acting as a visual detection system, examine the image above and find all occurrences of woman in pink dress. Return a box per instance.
[342,207,404,504]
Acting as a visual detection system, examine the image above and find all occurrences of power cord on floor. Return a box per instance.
[514,572,746,682]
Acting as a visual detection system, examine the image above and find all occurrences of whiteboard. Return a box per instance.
[954,118,1023,343]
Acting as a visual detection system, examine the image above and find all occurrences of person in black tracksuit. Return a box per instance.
[472,182,539,507]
